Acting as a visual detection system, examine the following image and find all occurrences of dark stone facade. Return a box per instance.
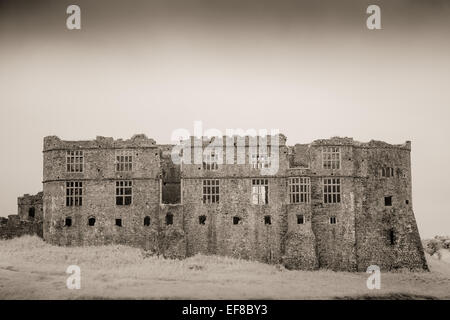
[40,134,427,271]
[0,193,43,239]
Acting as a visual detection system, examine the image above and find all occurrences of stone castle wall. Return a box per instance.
[0,193,43,239]
[40,134,427,271]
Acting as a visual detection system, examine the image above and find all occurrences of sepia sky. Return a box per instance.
[0,0,449,237]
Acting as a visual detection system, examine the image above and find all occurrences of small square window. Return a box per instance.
[199,215,206,225]
[385,196,392,206]
[297,214,304,224]
[88,217,96,226]
[233,216,241,225]
[65,217,72,227]
[115,219,122,227]
[264,215,271,225]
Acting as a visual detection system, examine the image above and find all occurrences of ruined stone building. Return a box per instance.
[0,193,43,239]
[37,134,427,271]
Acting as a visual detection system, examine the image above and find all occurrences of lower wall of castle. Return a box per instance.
[0,216,43,240]
[42,176,427,271]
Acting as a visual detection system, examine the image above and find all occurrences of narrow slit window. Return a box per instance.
[330,216,337,224]
[166,213,173,225]
[389,229,395,245]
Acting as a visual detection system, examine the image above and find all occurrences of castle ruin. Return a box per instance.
[13,134,428,271]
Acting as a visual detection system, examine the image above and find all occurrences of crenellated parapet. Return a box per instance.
[43,134,158,152]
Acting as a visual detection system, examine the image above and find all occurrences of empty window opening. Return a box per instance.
[115,219,122,227]
[264,215,271,225]
[115,150,133,172]
[252,179,269,205]
[202,179,220,204]
[405,199,409,205]
[330,216,337,224]
[28,207,35,218]
[166,213,173,225]
[323,178,341,204]
[233,216,241,225]
[144,216,151,226]
[322,147,340,169]
[116,180,132,205]
[66,181,83,207]
[288,177,311,204]
[199,215,207,225]
[65,217,72,227]
[66,150,84,172]
[202,151,219,170]
[297,214,304,224]
[385,196,392,206]
[250,146,271,169]
[381,167,394,177]
[389,229,395,245]
[88,217,96,226]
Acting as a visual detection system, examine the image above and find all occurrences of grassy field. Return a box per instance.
[0,235,449,299]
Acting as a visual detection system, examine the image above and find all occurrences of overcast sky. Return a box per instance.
[0,0,449,237]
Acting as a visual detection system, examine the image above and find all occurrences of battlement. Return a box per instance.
[177,134,288,148]
[17,192,43,205]
[43,134,158,152]
[304,137,411,150]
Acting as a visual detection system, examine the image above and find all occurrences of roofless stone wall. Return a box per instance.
[0,193,43,239]
[38,134,427,271]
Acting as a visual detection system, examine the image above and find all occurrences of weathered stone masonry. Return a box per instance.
[0,193,43,239]
[40,134,427,271]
